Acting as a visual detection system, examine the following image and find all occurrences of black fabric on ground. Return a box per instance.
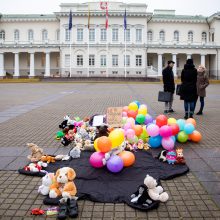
[18,169,46,177]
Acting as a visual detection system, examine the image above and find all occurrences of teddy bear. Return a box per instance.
[81,139,94,151]
[49,167,77,199]
[59,115,71,129]
[144,174,169,202]
[41,155,56,163]
[27,143,44,162]
[69,145,81,159]
[24,161,47,172]
[175,147,186,165]
[38,172,54,195]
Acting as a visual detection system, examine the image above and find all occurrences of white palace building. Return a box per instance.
[0,2,220,78]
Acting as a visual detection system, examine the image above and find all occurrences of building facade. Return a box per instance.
[0,2,220,78]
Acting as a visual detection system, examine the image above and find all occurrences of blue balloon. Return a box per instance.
[149,135,162,148]
[184,123,195,134]
[134,100,140,108]
[171,135,176,142]
[177,119,186,131]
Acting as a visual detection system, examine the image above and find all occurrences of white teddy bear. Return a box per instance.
[144,174,169,202]
[38,173,54,195]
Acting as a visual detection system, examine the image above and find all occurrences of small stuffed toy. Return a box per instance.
[81,139,94,151]
[49,167,77,199]
[38,173,54,195]
[157,150,167,162]
[27,143,44,162]
[137,140,150,151]
[41,155,56,163]
[166,150,177,164]
[24,161,47,172]
[59,115,70,129]
[94,125,109,140]
[69,146,81,159]
[61,130,75,146]
[175,147,186,165]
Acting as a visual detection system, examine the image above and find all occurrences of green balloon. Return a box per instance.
[177,131,188,143]
[139,133,147,142]
[136,114,145,124]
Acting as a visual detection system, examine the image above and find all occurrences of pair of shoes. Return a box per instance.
[57,199,78,220]
[168,109,175,113]
[196,111,203,115]
[164,110,168,114]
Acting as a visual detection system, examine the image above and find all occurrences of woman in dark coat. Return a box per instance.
[180,59,197,119]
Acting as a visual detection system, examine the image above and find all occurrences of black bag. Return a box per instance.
[176,84,182,96]
[158,91,172,102]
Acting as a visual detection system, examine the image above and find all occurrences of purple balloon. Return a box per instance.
[90,152,105,168]
[162,137,175,150]
[147,124,160,137]
[144,114,153,125]
[107,155,124,173]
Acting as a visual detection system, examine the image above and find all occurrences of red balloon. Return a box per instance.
[127,110,138,119]
[170,124,180,136]
[156,115,168,127]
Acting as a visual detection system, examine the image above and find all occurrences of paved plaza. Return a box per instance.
[0,82,220,220]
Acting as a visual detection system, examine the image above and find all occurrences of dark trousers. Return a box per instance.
[195,96,205,112]
[184,101,195,115]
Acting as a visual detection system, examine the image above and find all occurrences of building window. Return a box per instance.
[89,55,95,66]
[77,71,83,75]
[112,71,118,74]
[136,55,142,66]
[147,31,153,42]
[56,29,60,41]
[136,71,142,74]
[77,28,83,41]
[174,31,179,42]
[147,58,153,66]
[100,29,107,41]
[124,55,130,67]
[112,28,118,42]
[100,55,106,67]
[77,55,83,66]
[136,29,142,42]
[124,29,130,42]
[162,56,166,67]
[202,32,207,42]
[177,58,180,68]
[100,71,106,75]
[42,29,48,41]
[89,29,95,42]
[211,33,214,42]
[112,55,118,66]
[65,54,70,67]
[159,30,165,42]
[0,30,5,40]
[188,31,193,43]
[28,30,34,41]
[14,29,19,41]
[65,29,70,41]
[89,71,95,75]
[41,54,45,67]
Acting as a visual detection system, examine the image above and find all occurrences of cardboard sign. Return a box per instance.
[107,107,123,127]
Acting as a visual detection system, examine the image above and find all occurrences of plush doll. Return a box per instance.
[69,146,81,159]
[27,143,44,162]
[144,174,169,202]
[81,139,94,151]
[137,140,150,151]
[61,130,75,146]
[157,150,167,162]
[24,161,47,172]
[59,115,70,129]
[49,167,77,199]
[166,150,177,164]
[175,147,186,165]
[41,155,56,163]
[94,125,109,140]
[38,173,54,195]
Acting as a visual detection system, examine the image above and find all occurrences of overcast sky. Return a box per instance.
[1,0,219,16]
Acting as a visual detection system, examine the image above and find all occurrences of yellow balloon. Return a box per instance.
[94,138,100,151]
[138,108,147,116]
[109,129,125,148]
[168,118,177,125]
[128,102,138,111]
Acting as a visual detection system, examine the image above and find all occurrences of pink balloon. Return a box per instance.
[123,106,129,113]
[162,137,174,150]
[90,152,105,168]
[122,112,127,117]
[146,124,160,137]
[126,129,135,139]
[124,122,132,130]
[127,117,135,125]
[159,125,172,137]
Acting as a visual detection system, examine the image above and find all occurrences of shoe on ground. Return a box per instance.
[57,202,68,220]
[184,115,188,120]
[189,114,193,118]
[168,109,175,113]
[67,199,78,218]
[164,110,168,114]
[196,111,203,115]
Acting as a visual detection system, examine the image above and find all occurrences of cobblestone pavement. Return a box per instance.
[0,82,220,220]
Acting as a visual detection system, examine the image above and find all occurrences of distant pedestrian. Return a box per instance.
[180,59,197,119]
[162,60,175,114]
[195,65,209,115]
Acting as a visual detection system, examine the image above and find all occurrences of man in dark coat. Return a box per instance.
[162,60,175,114]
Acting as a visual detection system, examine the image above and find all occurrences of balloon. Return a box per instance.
[136,114,145,124]
[177,131,188,143]
[168,118,177,125]
[144,114,154,125]
[177,119,186,131]
[162,137,175,150]
[156,115,168,127]
[148,135,162,148]
[134,101,140,108]
[139,133,148,142]
[171,135,176,142]
[122,117,127,125]
[109,129,125,148]
[128,102,138,111]
[94,138,100,151]
[90,152,105,168]
[186,118,196,127]
[97,136,112,153]
[184,123,195,135]
[122,111,127,117]
[188,130,202,142]
[122,106,129,113]
[139,104,147,109]
[126,129,135,139]
[127,110,138,119]
[119,151,135,167]
[127,117,135,125]
[147,124,160,137]
[124,122,132,130]
[138,108,147,116]
[107,155,124,173]
[128,135,138,144]
[159,125,172,137]
[170,124,180,136]
[134,125,143,136]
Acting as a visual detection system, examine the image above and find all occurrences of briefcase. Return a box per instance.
[158,91,172,102]
[176,84,181,96]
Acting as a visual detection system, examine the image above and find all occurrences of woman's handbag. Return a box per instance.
[158,91,172,102]
[176,84,182,96]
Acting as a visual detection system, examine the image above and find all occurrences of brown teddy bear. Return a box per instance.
[27,143,44,162]
[41,155,56,163]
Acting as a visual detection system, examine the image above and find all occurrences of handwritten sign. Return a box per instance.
[107,107,123,127]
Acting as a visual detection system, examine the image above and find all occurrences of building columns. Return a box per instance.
[29,52,35,77]
[14,52,19,77]
[157,53,163,76]
[187,54,192,59]
[45,52,50,77]
[0,52,5,77]
[201,54,206,66]
[172,53,177,76]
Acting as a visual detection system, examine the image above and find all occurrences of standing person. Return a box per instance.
[195,65,209,115]
[162,60,175,114]
[180,59,197,119]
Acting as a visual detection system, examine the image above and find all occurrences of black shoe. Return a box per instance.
[184,114,188,120]
[67,199,78,218]
[168,109,175,113]
[164,110,168,114]
[57,201,68,220]
[189,114,193,118]
[196,111,203,115]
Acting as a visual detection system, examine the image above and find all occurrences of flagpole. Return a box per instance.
[87,4,90,78]
[106,29,108,77]
[125,28,126,78]
[69,29,72,77]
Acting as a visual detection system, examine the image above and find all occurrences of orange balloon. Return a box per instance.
[119,151,135,167]
[188,130,202,142]
[186,118,196,127]
[134,125,143,136]
[97,136,112,153]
